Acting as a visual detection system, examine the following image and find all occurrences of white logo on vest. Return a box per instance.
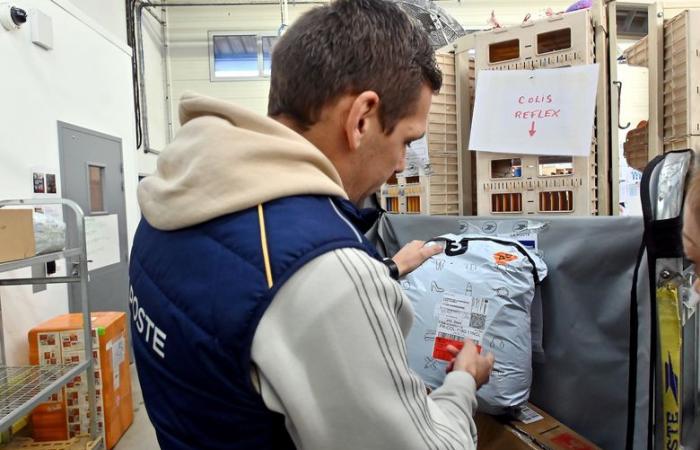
[129,286,167,358]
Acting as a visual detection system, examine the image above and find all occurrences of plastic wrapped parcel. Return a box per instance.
[402,233,547,413]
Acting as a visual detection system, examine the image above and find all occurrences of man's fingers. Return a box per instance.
[486,352,495,366]
[422,244,444,257]
[445,344,460,356]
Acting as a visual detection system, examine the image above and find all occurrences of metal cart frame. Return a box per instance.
[0,198,99,445]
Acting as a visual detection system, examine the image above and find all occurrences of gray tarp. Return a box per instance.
[369,214,651,450]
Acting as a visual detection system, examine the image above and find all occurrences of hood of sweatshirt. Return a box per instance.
[137,92,347,230]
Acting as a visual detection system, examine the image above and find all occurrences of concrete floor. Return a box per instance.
[113,364,159,450]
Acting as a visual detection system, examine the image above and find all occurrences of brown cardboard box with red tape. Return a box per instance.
[476,403,601,450]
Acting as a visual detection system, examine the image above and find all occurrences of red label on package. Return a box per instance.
[433,337,482,361]
[550,432,595,450]
[433,336,463,361]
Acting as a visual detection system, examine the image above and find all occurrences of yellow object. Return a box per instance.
[257,204,274,288]
[657,285,682,450]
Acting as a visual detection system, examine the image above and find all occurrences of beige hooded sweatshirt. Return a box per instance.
[137,92,479,450]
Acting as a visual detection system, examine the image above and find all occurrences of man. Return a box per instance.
[683,171,700,311]
[130,0,494,448]
[682,171,700,450]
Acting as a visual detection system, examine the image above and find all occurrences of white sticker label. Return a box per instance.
[516,233,539,252]
[110,336,126,390]
[516,405,544,424]
[435,295,491,343]
[436,293,471,342]
[433,294,493,361]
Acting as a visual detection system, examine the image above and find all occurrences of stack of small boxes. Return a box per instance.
[28,312,133,449]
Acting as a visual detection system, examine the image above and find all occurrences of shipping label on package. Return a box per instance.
[61,330,84,351]
[37,332,60,365]
[37,332,63,401]
[432,293,489,361]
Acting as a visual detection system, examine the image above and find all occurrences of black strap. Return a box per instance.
[645,218,685,259]
[382,257,400,280]
[364,194,389,258]
[370,211,391,259]
[638,153,666,450]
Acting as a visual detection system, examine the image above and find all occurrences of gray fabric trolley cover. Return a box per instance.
[402,233,547,413]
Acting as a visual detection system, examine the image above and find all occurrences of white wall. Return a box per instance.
[163,1,574,121]
[663,0,700,18]
[0,0,139,365]
[156,0,700,136]
[161,0,587,124]
[139,5,168,174]
[65,0,160,174]
[166,3,319,121]
[69,0,127,44]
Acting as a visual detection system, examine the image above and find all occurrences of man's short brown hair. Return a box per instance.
[267,0,442,133]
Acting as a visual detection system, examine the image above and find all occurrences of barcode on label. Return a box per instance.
[437,332,463,341]
[469,313,487,330]
[516,405,544,424]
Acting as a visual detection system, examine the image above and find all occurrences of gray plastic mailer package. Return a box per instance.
[402,233,547,414]
[368,214,650,450]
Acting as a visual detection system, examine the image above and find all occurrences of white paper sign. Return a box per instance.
[469,65,599,156]
[397,136,430,177]
[85,215,121,271]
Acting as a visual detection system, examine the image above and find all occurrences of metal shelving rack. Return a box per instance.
[0,198,99,446]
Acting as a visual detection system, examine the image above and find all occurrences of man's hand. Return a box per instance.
[445,340,495,389]
[392,240,443,277]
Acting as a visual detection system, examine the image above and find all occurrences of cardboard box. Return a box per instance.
[28,312,133,449]
[476,404,601,450]
[0,209,35,263]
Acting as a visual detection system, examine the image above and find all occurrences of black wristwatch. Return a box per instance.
[382,257,400,280]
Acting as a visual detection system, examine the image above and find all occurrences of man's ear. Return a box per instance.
[345,91,380,151]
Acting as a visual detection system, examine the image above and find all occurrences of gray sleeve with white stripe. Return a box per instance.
[251,248,478,450]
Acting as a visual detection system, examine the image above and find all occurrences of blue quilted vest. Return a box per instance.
[129,195,381,450]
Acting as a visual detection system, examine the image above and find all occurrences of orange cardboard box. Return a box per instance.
[0,209,35,263]
[475,403,601,450]
[28,312,133,449]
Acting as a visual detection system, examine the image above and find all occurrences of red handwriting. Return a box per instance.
[514,109,560,119]
[518,95,553,104]
[515,94,557,137]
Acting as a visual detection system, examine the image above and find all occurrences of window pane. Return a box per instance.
[262,36,278,76]
[213,34,259,78]
[489,39,519,63]
[490,158,522,179]
[89,165,105,212]
[538,156,574,177]
[537,28,572,54]
[539,190,574,212]
[491,193,523,213]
